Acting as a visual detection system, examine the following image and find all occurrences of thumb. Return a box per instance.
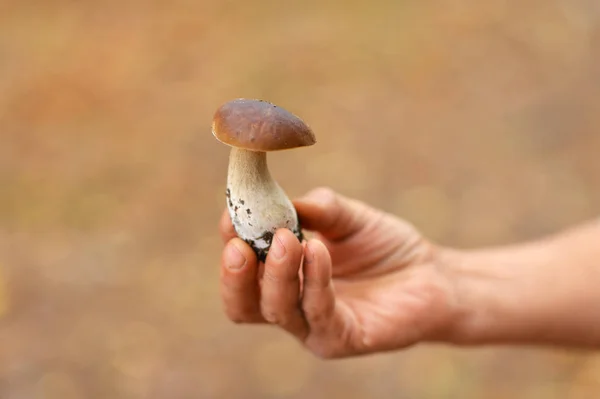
[292,187,372,241]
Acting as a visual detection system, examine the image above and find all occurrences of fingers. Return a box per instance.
[219,209,237,243]
[220,229,309,340]
[220,229,349,357]
[293,187,371,242]
[220,238,265,323]
[301,239,336,334]
[260,228,309,339]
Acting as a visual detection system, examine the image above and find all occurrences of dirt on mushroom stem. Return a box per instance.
[225,147,304,262]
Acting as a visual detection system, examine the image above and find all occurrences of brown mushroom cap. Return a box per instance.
[212,98,316,151]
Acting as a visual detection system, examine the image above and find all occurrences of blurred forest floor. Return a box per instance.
[0,0,599,398]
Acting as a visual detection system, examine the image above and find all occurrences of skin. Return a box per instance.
[218,187,600,359]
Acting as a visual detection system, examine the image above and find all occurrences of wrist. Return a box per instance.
[438,233,600,347]
[436,246,526,345]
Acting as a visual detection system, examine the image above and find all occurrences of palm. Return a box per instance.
[303,209,453,356]
[312,208,423,278]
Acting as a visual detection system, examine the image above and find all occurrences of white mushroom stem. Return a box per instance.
[226,147,301,260]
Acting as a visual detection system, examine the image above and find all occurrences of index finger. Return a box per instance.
[293,187,372,242]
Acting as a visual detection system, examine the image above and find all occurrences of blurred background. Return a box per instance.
[1,0,599,398]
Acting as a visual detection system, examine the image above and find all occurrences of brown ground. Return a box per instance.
[1,0,599,398]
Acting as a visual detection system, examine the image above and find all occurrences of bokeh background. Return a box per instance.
[1,0,600,398]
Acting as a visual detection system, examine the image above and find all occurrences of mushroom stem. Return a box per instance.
[226,147,302,261]
[227,148,272,193]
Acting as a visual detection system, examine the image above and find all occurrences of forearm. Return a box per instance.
[444,219,600,347]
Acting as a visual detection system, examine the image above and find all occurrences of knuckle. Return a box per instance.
[263,268,298,286]
[304,187,339,213]
[226,312,247,324]
[262,309,277,323]
[312,187,338,208]
[225,307,254,324]
[221,275,245,291]
[262,308,288,326]
[262,269,280,284]
[229,316,246,324]
[303,278,327,292]
[312,186,336,198]
[310,345,338,360]
[303,306,325,325]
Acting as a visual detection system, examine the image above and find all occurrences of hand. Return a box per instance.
[218,187,458,358]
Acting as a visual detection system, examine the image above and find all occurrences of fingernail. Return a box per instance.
[270,234,286,260]
[227,243,246,270]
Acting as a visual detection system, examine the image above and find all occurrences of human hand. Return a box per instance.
[218,187,459,358]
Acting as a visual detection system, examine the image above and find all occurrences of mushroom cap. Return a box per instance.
[212,98,316,151]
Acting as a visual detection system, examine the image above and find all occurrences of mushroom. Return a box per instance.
[212,98,316,261]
